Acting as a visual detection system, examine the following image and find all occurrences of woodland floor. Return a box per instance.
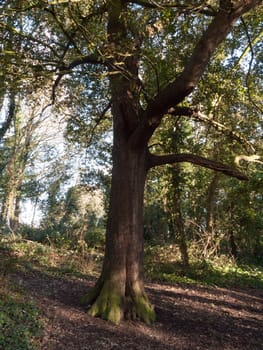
[9,267,263,350]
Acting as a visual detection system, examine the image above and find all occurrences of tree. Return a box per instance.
[0,94,41,230]
[1,0,261,324]
[80,0,258,324]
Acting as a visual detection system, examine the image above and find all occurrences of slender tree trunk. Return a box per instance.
[0,155,16,228]
[12,184,22,231]
[1,154,25,231]
[229,230,238,258]
[228,203,238,258]
[204,173,220,257]
[1,183,20,231]
[170,165,189,266]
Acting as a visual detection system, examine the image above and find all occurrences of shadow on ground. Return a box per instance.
[9,264,263,350]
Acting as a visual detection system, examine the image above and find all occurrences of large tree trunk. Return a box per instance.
[81,140,155,324]
[81,1,154,325]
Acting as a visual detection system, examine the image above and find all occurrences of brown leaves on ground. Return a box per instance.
[9,269,263,350]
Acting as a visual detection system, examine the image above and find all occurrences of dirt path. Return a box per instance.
[12,269,263,350]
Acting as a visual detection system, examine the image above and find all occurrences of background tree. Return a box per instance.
[0,91,50,230]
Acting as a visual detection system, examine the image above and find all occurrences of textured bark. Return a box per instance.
[81,1,155,323]
[82,143,155,323]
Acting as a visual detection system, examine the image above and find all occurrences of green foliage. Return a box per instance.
[0,294,41,350]
[145,244,263,289]
[85,227,105,247]
[0,233,103,280]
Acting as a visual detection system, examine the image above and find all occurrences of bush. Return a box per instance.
[85,227,105,247]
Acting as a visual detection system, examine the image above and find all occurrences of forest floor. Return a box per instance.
[1,240,263,350]
[9,267,263,350]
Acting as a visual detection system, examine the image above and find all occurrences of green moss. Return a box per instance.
[87,281,122,324]
[80,281,101,306]
[134,294,156,325]
[85,280,156,325]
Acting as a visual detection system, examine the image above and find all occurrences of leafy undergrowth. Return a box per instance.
[0,234,103,279]
[0,279,42,350]
[0,234,103,350]
[1,235,263,290]
[145,244,263,289]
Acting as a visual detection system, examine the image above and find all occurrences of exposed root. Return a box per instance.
[80,279,102,306]
[82,279,156,325]
[82,280,123,324]
[125,292,155,325]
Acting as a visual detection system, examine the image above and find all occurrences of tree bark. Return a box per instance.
[81,141,155,324]
[81,2,155,323]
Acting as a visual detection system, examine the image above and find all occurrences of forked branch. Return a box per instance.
[143,0,259,129]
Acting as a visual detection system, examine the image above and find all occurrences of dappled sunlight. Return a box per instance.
[1,237,263,349]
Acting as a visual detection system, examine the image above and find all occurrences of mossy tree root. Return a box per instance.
[81,280,123,324]
[125,292,156,325]
[81,281,155,325]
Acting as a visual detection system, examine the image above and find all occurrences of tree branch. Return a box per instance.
[240,16,263,114]
[148,153,248,180]
[44,7,82,54]
[0,92,15,140]
[168,106,255,153]
[85,101,112,148]
[144,0,259,127]
[130,0,259,149]
[235,154,263,166]
[127,0,216,15]
[52,54,104,103]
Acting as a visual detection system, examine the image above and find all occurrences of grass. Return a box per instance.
[145,244,263,289]
[0,233,103,279]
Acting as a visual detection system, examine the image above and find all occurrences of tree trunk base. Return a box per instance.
[81,279,155,325]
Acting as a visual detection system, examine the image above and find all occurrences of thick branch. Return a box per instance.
[130,0,259,149]
[144,0,259,125]
[148,153,248,180]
